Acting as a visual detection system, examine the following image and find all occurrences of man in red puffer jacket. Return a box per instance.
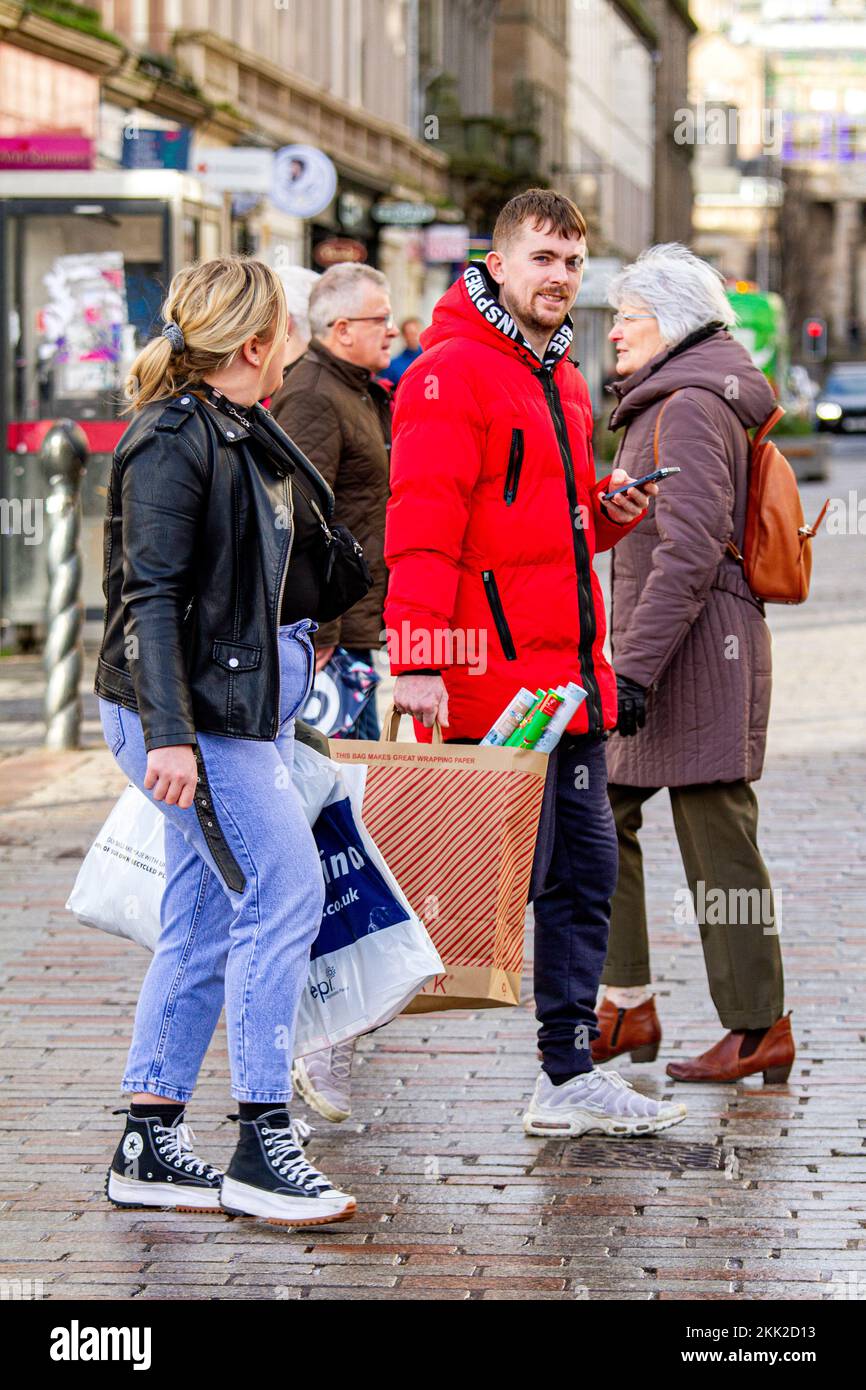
[384,189,687,1139]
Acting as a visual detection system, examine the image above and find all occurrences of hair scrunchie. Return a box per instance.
[161,321,185,354]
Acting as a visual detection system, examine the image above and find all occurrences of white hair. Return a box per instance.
[607,243,736,347]
[275,265,319,346]
[308,264,388,340]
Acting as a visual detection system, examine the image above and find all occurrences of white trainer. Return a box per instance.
[523,1068,687,1138]
[292,1039,355,1122]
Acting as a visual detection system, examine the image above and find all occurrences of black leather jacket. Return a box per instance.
[95,389,335,751]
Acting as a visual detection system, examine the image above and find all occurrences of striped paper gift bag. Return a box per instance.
[329,708,548,1011]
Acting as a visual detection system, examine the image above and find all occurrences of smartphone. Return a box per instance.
[602,466,681,502]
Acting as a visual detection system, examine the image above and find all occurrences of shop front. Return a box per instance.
[0,170,228,644]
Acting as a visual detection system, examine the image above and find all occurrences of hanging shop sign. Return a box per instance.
[271,144,338,219]
[193,147,273,193]
[0,135,92,170]
[121,127,191,171]
[338,190,373,232]
[424,223,470,264]
[313,237,368,268]
[371,200,436,226]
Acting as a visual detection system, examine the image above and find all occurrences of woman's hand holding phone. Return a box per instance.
[601,468,660,521]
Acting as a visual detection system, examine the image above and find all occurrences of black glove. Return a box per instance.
[615,675,647,738]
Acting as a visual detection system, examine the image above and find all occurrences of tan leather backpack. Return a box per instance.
[654,394,829,606]
[724,405,829,605]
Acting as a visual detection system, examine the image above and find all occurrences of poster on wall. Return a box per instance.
[39,252,129,399]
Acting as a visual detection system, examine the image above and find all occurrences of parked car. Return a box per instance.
[815,363,866,433]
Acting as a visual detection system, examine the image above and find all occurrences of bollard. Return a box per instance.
[41,421,88,750]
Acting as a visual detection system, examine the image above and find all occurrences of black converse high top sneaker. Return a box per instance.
[106,1109,223,1211]
[220,1108,356,1226]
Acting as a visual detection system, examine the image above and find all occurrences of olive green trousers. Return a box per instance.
[603,780,785,1031]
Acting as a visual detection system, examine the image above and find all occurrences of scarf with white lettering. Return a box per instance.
[462,262,574,370]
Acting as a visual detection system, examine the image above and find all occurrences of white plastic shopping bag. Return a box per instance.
[65,740,340,949]
[294,762,443,1055]
[291,739,343,826]
[66,784,164,950]
[66,749,443,1053]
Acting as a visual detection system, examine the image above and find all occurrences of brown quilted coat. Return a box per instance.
[270,339,391,650]
[605,327,777,787]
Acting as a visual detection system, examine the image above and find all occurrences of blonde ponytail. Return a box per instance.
[124,255,288,411]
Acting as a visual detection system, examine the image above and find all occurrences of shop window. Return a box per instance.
[6,208,167,424]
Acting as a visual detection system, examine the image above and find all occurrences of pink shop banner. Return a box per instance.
[0,135,93,170]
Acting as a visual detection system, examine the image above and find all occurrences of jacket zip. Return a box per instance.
[271,477,295,736]
[482,569,517,661]
[504,428,525,505]
[536,366,604,733]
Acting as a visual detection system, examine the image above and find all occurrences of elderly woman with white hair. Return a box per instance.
[592,243,794,1087]
[274,264,319,367]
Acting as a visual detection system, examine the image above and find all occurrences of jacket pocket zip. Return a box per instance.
[482,569,517,661]
[503,428,524,505]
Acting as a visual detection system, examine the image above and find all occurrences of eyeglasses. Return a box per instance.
[328,315,395,328]
[611,312,657,326]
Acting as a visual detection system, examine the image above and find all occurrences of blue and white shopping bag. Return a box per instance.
[294,773,443,1054]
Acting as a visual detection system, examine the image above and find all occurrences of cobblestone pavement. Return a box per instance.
[1,446,864,1302]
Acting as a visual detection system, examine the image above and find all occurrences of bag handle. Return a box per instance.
[380,703,444,745]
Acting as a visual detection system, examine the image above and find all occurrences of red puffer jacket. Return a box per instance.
[383,264,643,742]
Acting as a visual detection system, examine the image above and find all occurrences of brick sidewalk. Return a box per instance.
[1,459,864,1301]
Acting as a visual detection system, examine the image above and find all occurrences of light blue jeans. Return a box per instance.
[98,620,324,1103]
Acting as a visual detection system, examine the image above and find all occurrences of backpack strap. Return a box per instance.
[800,498,830,538]
[753,404,785,449]
[652,389,685,470]
[724,403,787,563]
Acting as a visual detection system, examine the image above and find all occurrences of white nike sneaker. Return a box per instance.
[292,1038,355,1122]
[522,1067,687,1138]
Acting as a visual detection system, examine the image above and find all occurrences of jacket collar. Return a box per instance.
[194,387,254,442]
[305,338,375,392]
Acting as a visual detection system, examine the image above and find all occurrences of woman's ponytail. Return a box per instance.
[123,255,288,412]
[124,334,180,410]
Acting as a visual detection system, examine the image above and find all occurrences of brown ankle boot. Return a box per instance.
[590,996,662,1064]
[665,1013,795,1084]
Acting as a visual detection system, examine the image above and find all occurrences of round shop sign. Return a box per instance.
[313,237,368,268]
[271,144,338,219]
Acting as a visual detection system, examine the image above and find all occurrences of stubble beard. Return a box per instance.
[503,287,570,342]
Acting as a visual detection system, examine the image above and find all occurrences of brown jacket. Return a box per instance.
[605,326,777,787]
[270,339,391,649]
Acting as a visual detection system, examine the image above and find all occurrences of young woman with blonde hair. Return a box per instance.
[96,255,361,1226]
